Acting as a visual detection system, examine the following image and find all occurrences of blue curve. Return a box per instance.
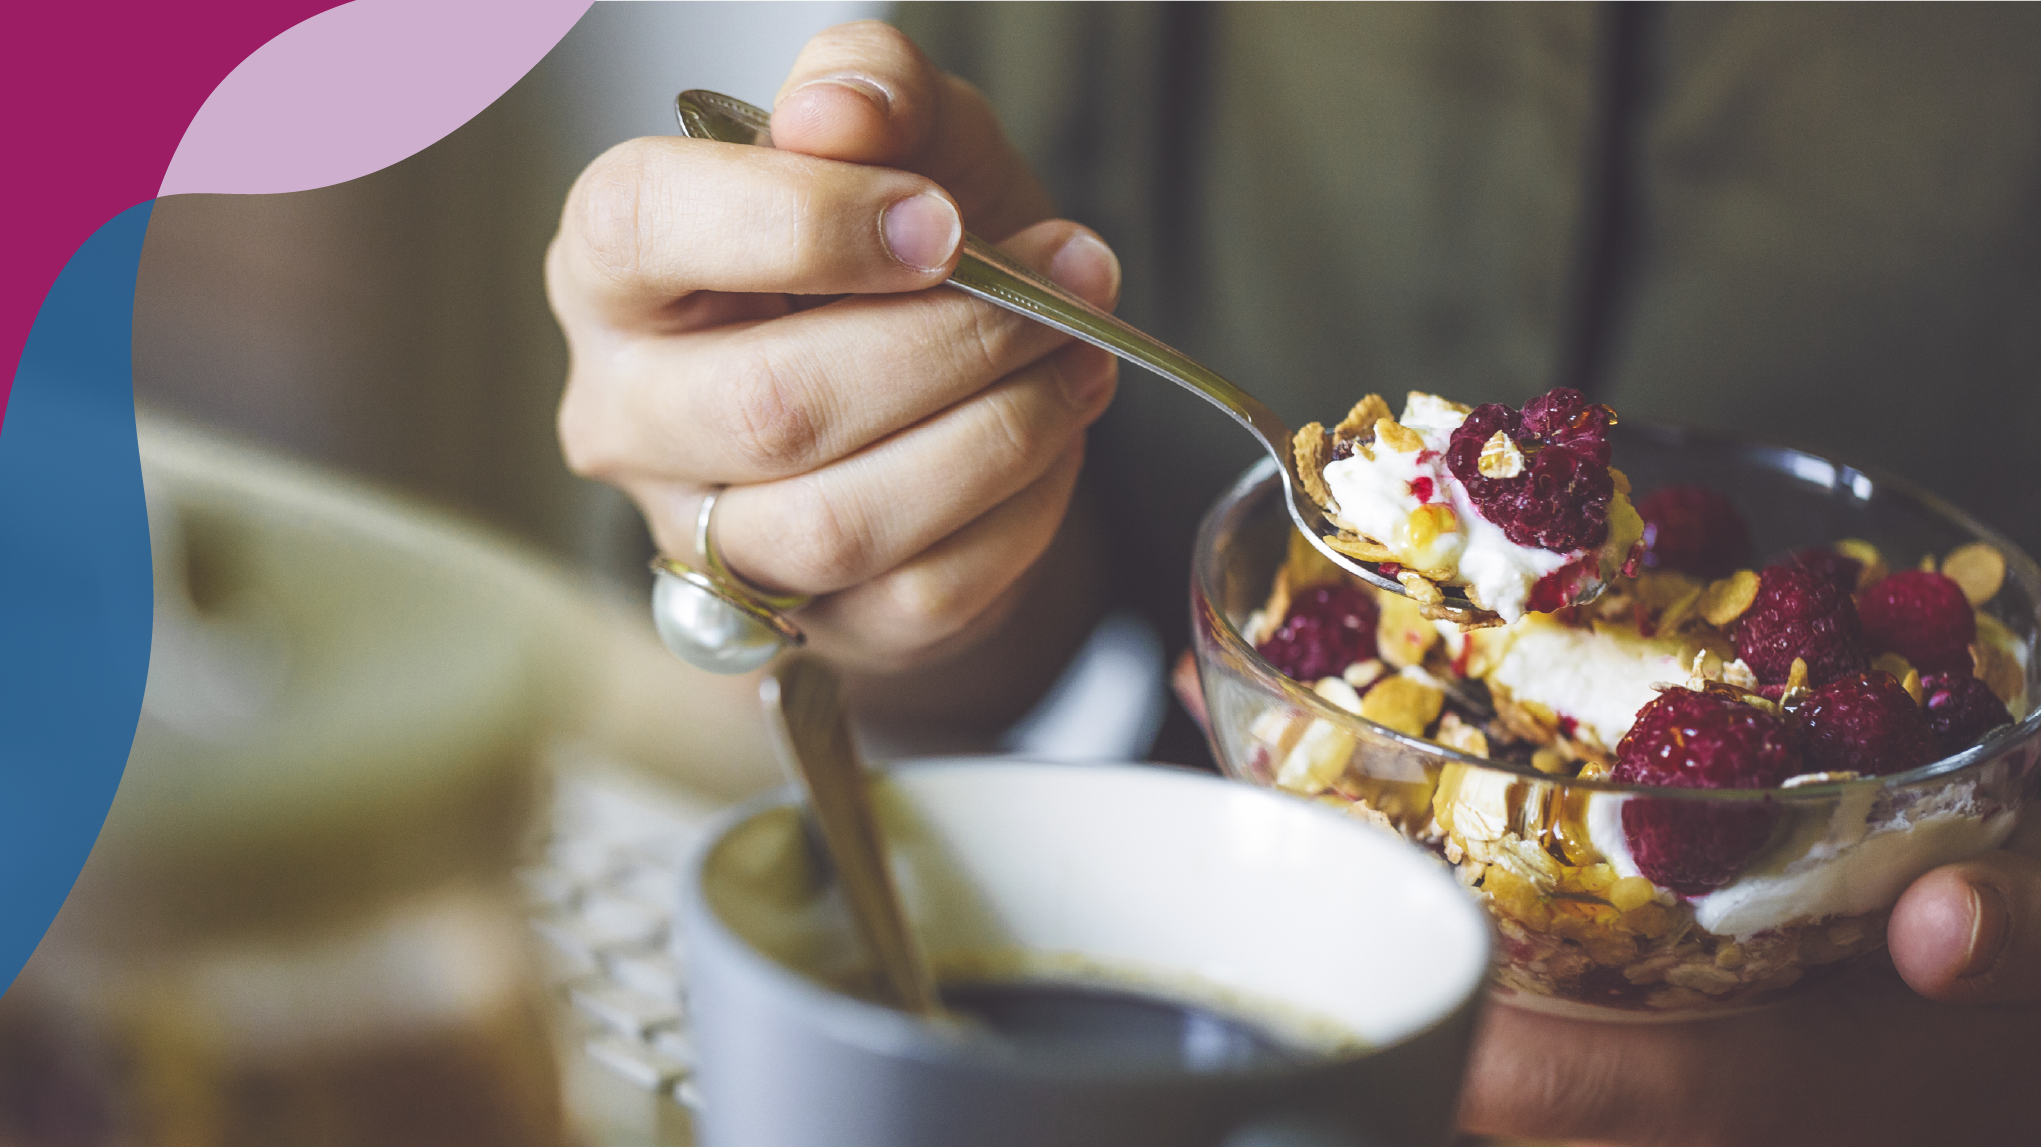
[0,203,155,988]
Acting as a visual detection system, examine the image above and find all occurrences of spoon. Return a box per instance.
[760,654,945,1017]
[673,89,1492,626]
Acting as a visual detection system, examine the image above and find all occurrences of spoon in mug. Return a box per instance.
[761,654,947,1017]
[672,89,1494,626]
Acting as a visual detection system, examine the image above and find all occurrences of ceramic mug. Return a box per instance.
[681,759,1492,1147]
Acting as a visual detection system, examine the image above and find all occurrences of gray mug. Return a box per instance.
[680,759,1492,1147]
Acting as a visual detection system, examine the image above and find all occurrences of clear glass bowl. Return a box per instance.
[1190,425,2041,1021]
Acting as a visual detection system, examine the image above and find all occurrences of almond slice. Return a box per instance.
[1477,430,1525,478]
[1358,675,1444,738]
[1833,538,1888,591]
[1293,423,1333,508]
[1972,639,2023,707]
[1374,417,1425,455]
[1395,569,1445,605]
[1872,651,1915,682]
[1697,569,1761,627]
[1941,542,2006,607]
[1780,656,1812,708]
[1324,533,1396,563]
[1656,585,1705,634]
[1334,394,1393,441]
[1901,668,1924,706]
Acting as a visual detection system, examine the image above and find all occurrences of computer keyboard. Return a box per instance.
[521,753,726,1144]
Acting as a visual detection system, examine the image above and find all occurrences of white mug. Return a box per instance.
[681,759,1492,1147]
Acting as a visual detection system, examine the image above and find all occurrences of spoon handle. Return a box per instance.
[673,90,1488,621]
[674,89,1291,457]
[761,655,944,1017]
[950,239,1295,460]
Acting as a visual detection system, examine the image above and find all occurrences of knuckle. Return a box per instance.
[881,568,972,644]
[959,299,1012,378]
[556,377,625,481]
[571,141,659,288]
[715,344,822,476]
[980,384,1049,471]
[774,482,871,589]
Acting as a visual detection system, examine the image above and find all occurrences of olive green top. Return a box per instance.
[896,2,2041,656]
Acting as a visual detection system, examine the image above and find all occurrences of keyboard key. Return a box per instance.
[571,983,681,1041]
[584,1033,690,1093]
[648,1027,695,1067]
[529,914,601,975]
[576,893,666,949]
[605,948,685,1003]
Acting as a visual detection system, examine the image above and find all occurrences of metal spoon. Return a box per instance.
[761,654,945,1016]
[673,89,1493,626]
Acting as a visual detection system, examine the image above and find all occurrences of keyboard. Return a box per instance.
[522,751,725,1146]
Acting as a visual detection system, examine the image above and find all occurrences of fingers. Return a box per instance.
[772,21,1053,239]
[800,440,1087,671]
[1891,850,2041,1004]
[709,333,1112,596]
[565,222,1119,487]
[770,20,940,166]
[548,139,961,324]
[1458,1004,1694,1145]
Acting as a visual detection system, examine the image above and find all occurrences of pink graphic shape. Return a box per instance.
[161,0,592,197]
[1,0,349,427]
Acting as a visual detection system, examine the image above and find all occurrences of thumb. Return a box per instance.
[772,21,1053,239]
[1890,850,2041,1004]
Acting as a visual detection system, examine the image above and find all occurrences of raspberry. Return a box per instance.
[1257,583,1379,682]
[1857,570,1976,674]
[1613,689,1805,896]
[1525,554,1600,615]
[1733,565,1870,687]
[1446,388,1616,554]
[1786,547,1863,595]
[1797,672,1940,776]
[1919,672,2014,756]
[1636,486,1753,579]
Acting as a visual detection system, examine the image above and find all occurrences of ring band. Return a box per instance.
[696,487,813,613]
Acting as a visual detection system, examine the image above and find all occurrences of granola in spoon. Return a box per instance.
[1294,388,1644,624]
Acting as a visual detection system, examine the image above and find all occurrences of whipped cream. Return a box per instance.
[1586,782,2017,940]
[1320,394,1604,622]
[1483,614,1692,750]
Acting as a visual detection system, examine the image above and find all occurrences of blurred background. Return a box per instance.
[11,7,883,1147]
[135,1,881,586]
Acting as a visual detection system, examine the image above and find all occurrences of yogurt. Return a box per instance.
[1482,613,1693,750]
[1586,782,2017,940]
[1319,393,1630,622]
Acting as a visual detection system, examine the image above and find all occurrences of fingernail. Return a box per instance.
[790,72,893,114]
[882,192,960,272]
[1048,231,1121,306]
[1961,882,2010,978]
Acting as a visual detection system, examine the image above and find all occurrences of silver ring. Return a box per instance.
[695,487,812,613]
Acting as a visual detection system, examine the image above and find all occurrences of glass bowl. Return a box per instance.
[1190,424,2041,1021]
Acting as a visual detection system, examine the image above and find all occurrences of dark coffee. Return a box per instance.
[941,980,1311,1073]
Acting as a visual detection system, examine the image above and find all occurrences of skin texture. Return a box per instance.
[547,22,1119,736]
[552,23,2041,1143]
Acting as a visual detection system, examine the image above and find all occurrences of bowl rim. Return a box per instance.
[1192,423,2041,803]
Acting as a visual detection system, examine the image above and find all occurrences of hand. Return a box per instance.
[1459,820,2041,1146]
[546,22,1119,718]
